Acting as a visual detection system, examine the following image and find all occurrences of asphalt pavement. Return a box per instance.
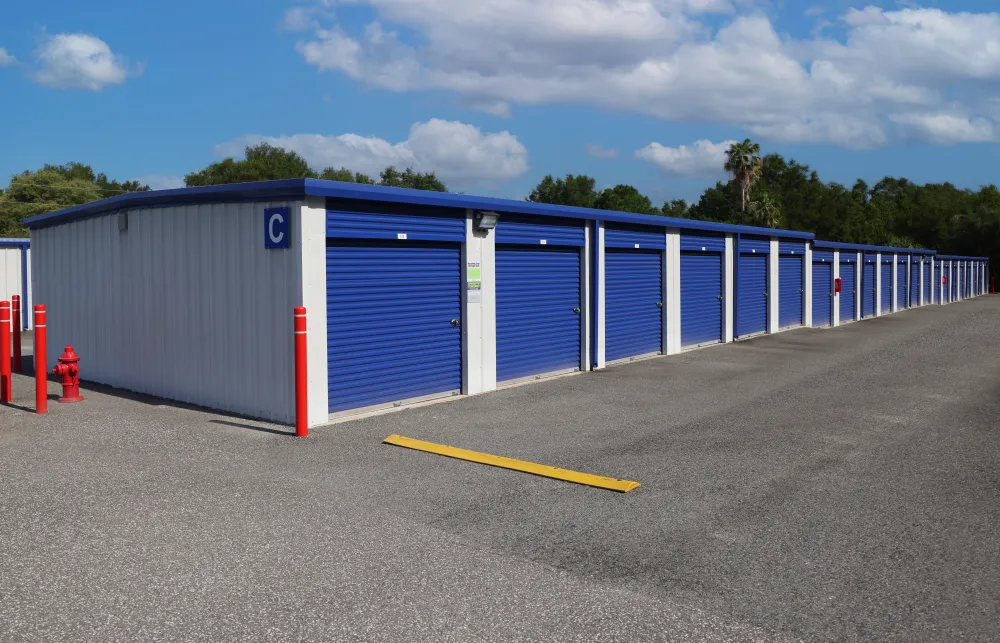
[2,297,999,642]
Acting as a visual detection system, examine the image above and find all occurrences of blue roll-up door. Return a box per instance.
[779,255,803,327]
[896,262,907,309]
[924,262,932,303]
[738,254,768,336]
[812,261,832,327]
[680,252,723,347]
[863,261,876,318]
[327,242,462,414]
[880,263,892,313]
[951,264,957,300]
[840,262,857,321]
[910,261,919,306]
[606,250,663,362]
[496,246,581,382]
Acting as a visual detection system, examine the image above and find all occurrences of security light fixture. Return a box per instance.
[474,210,498,231]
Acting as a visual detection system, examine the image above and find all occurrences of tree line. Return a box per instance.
[2,141,997,278]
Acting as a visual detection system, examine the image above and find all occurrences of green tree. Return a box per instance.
[185,143,317,186]
[527,174,598,208]
[662,199,690,218]
[0,163,149,237]
[724,139,763,213]
[379,167,447,192]
[593,184,658,215]
[319,167,376,184]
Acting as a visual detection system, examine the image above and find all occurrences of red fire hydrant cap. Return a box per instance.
[57,345,81,362]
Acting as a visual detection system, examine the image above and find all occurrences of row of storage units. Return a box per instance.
[21,180,992,426]
[0,238,32,330]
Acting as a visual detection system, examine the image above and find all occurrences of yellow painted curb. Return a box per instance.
[383,434,640,493]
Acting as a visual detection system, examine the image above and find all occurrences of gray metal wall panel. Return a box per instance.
[0,245,32,330]
[30,201,302,424]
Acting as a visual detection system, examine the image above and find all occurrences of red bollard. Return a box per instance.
[11,295,21,373]
[294,306,308,437]
[0,301,10,404]
[34,305,47,414]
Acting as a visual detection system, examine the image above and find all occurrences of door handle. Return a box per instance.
[656,302,663,308]
[717,295,722,301]
[799,289,804,293]
[573,307,581,314]
[450,319,461,327]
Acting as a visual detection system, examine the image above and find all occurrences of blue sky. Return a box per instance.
[1,0,998,205]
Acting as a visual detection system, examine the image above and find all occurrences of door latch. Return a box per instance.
[572,307,581,314]
[656,301,663,308]
[450,319,461,326]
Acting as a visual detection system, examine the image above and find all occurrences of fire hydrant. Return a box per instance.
[52,345,84,403]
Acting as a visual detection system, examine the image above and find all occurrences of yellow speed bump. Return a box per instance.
[383,434,640,493]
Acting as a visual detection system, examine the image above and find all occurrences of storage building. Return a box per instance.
[24,180,827,426]
[0,238,32,330]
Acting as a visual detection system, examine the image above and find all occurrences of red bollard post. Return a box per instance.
[0,301,10,404]
[294,306,308,437]
[34,305,47,415]
[11,295,21,373]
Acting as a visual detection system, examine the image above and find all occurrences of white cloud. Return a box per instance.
[292,2,1000,147]
[0,47,15,67]
[134,175,186,191]
[890,112,998,145]
[586,144,619,159]
[635,139,735,177]
[34,34,131,91]
[214,119,529,185]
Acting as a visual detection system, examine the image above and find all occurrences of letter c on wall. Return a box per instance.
[265,207,290,249]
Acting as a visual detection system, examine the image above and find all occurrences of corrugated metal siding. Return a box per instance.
[737,254,768,336]
[679,233,725,253]
[0,245,30,328]
[812,262,832,327]
[605,250,663,361]
[326,242,462,413]
[30,201,302,423]
[741,237,770,254]
[326,200,465,242]
[896,263,907,309]
[880,263,892,313]
[604,225,666,250]
[840,263,857,321]
[496,247,581,381]
[862,261,876,318]
[680,252,722,347]
[813,250,834,263]
[779,241,806,255]
[910,261,919,306]
[494,214,585,247]
[779,255,803,327]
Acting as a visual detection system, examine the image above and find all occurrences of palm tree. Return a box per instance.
[724,139,763,213]
[749,190,783,228]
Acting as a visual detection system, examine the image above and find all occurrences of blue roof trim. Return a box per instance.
[24,178,814,240]
[0,238,30,247]
[812,239,935,255]
[937,255,990,261]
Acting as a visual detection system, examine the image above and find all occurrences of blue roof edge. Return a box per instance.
[812,239,936,255]
[0,238,30,247]
[936,254,990,261]
[24,178,814,240]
